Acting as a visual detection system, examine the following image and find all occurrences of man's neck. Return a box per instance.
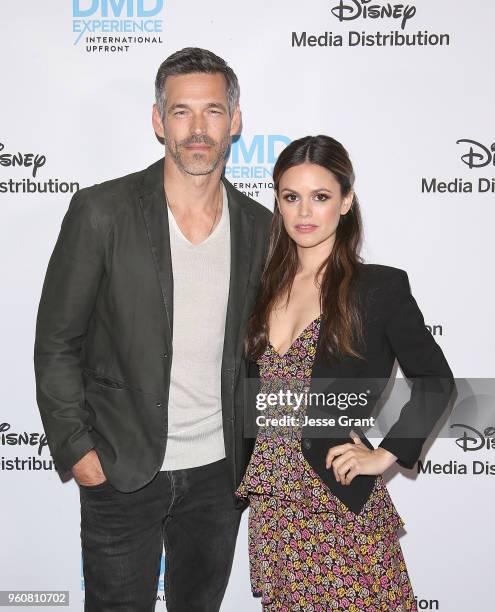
[163,156,224,213]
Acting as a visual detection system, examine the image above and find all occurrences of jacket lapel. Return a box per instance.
[138,158,174,348]
[221,176,255,372]
[219,176,255,468]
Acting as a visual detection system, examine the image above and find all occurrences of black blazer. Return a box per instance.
[244,263,455,514]
[34,157,272,498]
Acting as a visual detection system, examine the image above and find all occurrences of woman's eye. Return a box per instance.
[284,194,298,202]
[314,194,329,201]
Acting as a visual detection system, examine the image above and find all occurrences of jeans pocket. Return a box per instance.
[78,479,111,491]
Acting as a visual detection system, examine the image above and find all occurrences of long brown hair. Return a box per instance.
[245,135,365,364]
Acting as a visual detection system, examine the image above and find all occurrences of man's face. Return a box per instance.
[153,72,240,176]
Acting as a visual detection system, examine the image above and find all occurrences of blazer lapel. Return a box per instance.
[138,158,174,348]
[221,176,255,372]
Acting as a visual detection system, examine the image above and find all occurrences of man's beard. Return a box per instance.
[165,133,230,176]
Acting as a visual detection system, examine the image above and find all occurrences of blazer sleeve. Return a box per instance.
[33,188,105,473]
[378,270,455,468]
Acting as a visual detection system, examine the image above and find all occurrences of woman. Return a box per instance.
[235,135,454,611]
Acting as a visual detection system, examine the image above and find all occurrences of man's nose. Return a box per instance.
[191,113,207,135]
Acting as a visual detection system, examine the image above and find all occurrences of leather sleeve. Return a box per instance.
[378,269,455,468]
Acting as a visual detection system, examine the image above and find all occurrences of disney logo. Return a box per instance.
[0,422,48,456]
[330,0,416,30]
[456,139,495,169]
[451,423,495,452]
[0,142,46,178]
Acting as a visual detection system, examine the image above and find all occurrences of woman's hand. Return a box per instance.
[325,431,398,485]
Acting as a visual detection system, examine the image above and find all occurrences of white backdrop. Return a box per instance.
[1,1,494,610]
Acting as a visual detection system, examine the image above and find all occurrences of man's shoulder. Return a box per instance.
[67,158,163,226]
[222,177,272,226]
[76,159,156,203]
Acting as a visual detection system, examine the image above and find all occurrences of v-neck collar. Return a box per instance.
[167,184,228,248]
[268,315,322,359]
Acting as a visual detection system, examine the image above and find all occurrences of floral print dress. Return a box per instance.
[235,316,417,612]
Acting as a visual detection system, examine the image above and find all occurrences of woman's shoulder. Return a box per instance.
[355,262,411,305]
[356,261,409,289]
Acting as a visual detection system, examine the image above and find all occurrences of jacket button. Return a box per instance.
[162,353,168,358]
[302,439,311,450]
[156,402,162,407]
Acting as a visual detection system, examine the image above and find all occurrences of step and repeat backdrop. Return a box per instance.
[1,1,493,610]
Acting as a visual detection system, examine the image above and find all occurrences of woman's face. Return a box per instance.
[276,162,353,250]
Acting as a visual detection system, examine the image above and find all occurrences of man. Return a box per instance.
[34,47,272,611]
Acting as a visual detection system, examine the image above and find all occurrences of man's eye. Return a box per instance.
[174,111,186,116]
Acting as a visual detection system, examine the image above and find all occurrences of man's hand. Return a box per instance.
[72,449,107,486]
[325,431,398,485]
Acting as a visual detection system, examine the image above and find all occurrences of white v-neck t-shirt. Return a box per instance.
[161,184,231,470]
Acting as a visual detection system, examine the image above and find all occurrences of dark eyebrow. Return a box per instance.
[167,102,227,112]
[312,188,333,194]
[280,187,334,194]
[206,102,228,112]
[168,103,189,112]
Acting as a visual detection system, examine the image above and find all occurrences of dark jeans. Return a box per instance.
[79,457,242,612]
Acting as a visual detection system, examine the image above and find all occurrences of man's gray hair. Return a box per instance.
[155,47,240,119]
